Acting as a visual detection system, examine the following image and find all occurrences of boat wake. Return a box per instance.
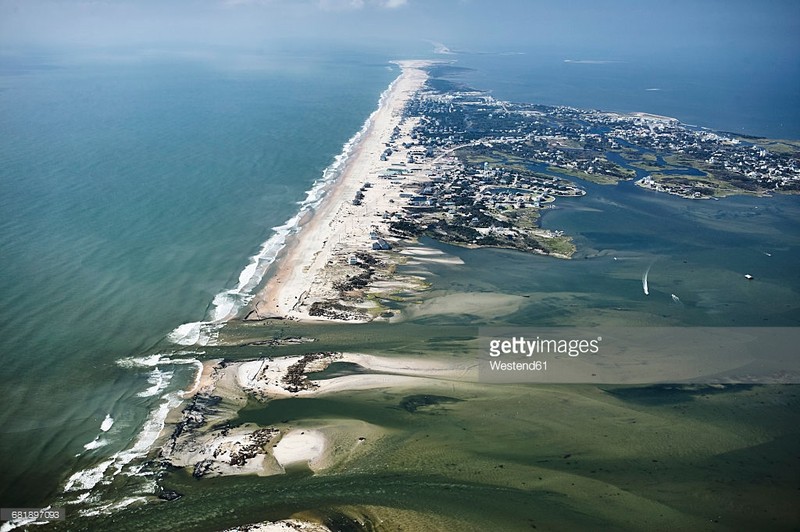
[642,264,652,296]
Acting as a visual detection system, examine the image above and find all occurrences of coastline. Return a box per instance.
[160,352,475,480]
[245,60,435,323]
[24,50,800,532]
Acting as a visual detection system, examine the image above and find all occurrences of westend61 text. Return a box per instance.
[489,336,601,358]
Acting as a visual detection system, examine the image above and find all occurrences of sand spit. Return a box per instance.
[272,429,326,469]
[403,292,529,320]
[160,352,474,479]
[236,352,477,399]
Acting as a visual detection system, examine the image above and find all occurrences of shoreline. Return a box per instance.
[160,352,475,480]
[245,60,436,323]
[166,61,432,343]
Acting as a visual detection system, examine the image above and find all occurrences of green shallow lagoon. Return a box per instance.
[48,366,800,530]
[12,193,800,530]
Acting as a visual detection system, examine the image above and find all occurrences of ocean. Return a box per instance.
[0,45,798,528]
[0,48,396,508]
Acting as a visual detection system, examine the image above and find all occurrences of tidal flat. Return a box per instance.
[53,313,800,531]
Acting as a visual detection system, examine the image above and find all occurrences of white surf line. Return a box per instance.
[65,353,205,501]
[64,392,183,494]
[167,68,406,346]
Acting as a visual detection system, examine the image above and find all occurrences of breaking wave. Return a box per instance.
[166,69,403,345]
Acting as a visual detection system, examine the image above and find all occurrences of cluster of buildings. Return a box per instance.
[595,112,800,193]
[401,80,799,200]
[348,76,800,261]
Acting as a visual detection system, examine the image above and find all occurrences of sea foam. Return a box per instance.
[116,352,203,369]
[83,437,109,451]
[100,414,114,432]
[166,70,403,345]
[64,392,183,493]
[65,354,203,503]
[136,368,173,398]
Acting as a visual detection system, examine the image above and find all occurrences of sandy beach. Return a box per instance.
[161,351,475,481]
[236,352,477,398]
[246,60,435,323]
[159,60,477,487]
[224,521,330,532]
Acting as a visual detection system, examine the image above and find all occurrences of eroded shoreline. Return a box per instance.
[160,352,476,480]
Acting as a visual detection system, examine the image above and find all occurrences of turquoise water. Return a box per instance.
[0,45,798,527]
[0,50,396,506]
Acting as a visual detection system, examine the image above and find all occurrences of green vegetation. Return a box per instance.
[743,138,800,155]
[548,164,622,185]
[502,207,540,230]
[537,233,576,257]
[625,151,664,172]
[648,173,739,196]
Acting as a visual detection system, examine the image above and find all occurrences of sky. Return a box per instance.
[1,0,799,58]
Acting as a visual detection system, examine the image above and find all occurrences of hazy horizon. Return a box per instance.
[2,0,799,59]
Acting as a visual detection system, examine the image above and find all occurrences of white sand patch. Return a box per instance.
[404,292,528,319]
[400,247,465,265]
[224,520,330,532]
[273,429,326,470]
[341,353,478,380]
[313,374,440,395]
[236,353,476,400]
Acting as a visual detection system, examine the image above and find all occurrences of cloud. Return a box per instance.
[317,0,407,10]
[222,0,274,6]
[316,0,361,10]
